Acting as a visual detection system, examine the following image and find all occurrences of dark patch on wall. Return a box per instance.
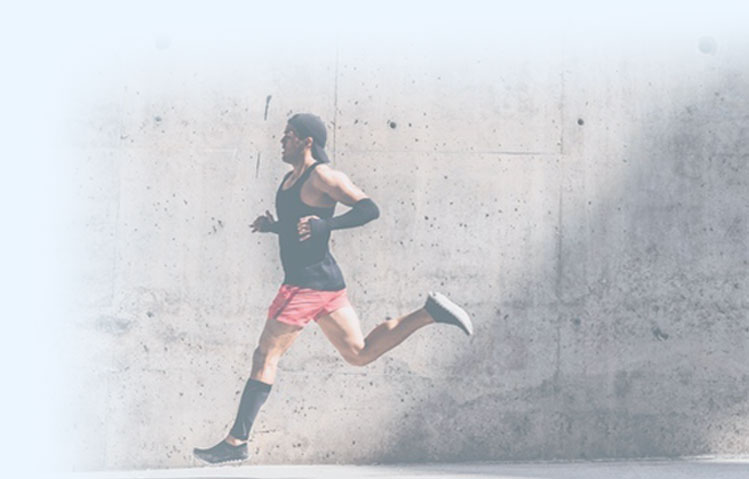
[95,316,134,336]
[698,36,717,55]
[264,95,272,120]
[652,326,670,341]
[614,370,632,398]
[209,217,225,235]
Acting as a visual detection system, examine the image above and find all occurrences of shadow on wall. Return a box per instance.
[374,53,749,461]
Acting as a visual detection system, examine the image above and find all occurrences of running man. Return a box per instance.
[193,113,473,464]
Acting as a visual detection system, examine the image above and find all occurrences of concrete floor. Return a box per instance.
[51,457,749,479]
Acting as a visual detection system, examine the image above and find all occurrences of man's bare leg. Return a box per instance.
[224,317,303,445]
[248,316,304,384]
[317,306,434,366]
[194,316,303,463]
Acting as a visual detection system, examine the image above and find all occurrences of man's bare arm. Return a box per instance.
[297,166,379,241]
[310,165,368,206]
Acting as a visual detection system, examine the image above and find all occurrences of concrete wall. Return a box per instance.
[55,5,748,471]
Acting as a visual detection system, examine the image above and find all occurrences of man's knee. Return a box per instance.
[253,346,280,367]
[341,347,371,367]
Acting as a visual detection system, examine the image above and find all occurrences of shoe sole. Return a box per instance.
[427,291,474,336]
[193,450,248,465]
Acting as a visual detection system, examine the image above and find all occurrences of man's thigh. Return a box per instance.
[257,315,304,355]
[316,306,365,355]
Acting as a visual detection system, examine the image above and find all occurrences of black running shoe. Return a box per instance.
[425,291,473,336]
[193,440,248,464]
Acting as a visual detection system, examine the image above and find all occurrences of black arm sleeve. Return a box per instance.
[306,198,380,240]
[267,221,281,234]
[326,198,380,230]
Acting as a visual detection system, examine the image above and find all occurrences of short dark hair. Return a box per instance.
[288,113,330,163]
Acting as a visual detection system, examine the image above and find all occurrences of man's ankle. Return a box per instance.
[225,435,246,447]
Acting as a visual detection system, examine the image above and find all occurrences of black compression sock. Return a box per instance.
[229,379,272,441]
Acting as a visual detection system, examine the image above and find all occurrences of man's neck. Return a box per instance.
[291,153,316,176]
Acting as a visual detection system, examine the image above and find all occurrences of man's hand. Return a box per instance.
[251,210,278,233]
[297,215,326,241]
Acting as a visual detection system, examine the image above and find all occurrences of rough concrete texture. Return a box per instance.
[58,16,749,473]
[52,458,749,479]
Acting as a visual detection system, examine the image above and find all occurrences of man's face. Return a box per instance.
[281,125,306,163]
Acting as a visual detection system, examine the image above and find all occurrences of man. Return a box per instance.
[193,113,472,464]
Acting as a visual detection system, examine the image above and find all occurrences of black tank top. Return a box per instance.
[275,162,345,291]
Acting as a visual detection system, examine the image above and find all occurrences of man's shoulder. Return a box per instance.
[311,163,346,183]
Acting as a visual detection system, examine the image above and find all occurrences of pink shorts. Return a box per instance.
[268,284,351,327]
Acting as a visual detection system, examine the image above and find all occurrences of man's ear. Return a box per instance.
[304,137,314,149]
